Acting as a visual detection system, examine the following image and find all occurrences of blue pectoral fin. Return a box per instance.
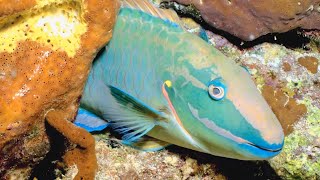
[122,136,171,152]
[74,108,109,132]
[107,85,167,143]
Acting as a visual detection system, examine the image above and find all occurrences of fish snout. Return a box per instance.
[242,108,285,159]
[227,90,285,159]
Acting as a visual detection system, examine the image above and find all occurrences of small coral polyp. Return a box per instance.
[0,1,87,57]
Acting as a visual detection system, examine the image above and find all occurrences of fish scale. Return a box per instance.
[90,9,183,109]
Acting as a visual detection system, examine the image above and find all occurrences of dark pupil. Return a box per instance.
[213,87,221,95]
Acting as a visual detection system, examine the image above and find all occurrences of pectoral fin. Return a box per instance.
[74,108,109,132]
[123,136,171,152]
[107,85,168,142]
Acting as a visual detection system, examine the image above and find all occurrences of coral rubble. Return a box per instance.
[169,0,320,41]
[0,0,118,178]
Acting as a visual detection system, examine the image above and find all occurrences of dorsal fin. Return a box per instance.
[121,0,183,27]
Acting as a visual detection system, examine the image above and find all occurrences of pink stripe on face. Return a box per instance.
[188,103,249,144]
[161,83,194,139]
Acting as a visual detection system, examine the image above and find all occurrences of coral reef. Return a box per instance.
[93,138,225,180]
[1,0,314,178]
[0,0,118,178]
[79,16,319,179]
[167,0,320,41]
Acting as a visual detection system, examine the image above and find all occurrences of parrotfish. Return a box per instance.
[75,0,284,160]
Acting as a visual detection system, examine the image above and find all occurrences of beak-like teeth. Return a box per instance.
[246,142,283,152]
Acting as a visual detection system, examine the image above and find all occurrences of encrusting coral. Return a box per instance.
[262,85,307,135]
[0,0,118,178]
[298,56,319,74]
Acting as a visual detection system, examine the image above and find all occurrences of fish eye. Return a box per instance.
[208,78,227,101]
[208,85,224,100]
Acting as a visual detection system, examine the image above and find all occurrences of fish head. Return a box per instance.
[163,35,284,160]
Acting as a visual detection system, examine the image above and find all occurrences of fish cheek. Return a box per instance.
[166,84,238,154]
[184,105,236,154]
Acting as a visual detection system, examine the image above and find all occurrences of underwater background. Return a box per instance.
[0,0,319,179]
[63,1,319,179]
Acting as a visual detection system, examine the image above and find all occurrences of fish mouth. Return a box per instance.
[246,142,282,153]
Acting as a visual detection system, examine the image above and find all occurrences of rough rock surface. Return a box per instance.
[0,0,118,179]
[171,0,320,41]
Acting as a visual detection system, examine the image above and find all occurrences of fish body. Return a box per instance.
[77,0,284,160]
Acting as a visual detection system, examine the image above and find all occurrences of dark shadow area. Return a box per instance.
[29,121,68,180]
[92,46,107,64]
[91,126,134,149]
[167,145,282,180]
[160,1,311,50]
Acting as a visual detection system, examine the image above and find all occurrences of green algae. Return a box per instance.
[269,98,320,179]
[286,79,304,90]
[303,100,320,137]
